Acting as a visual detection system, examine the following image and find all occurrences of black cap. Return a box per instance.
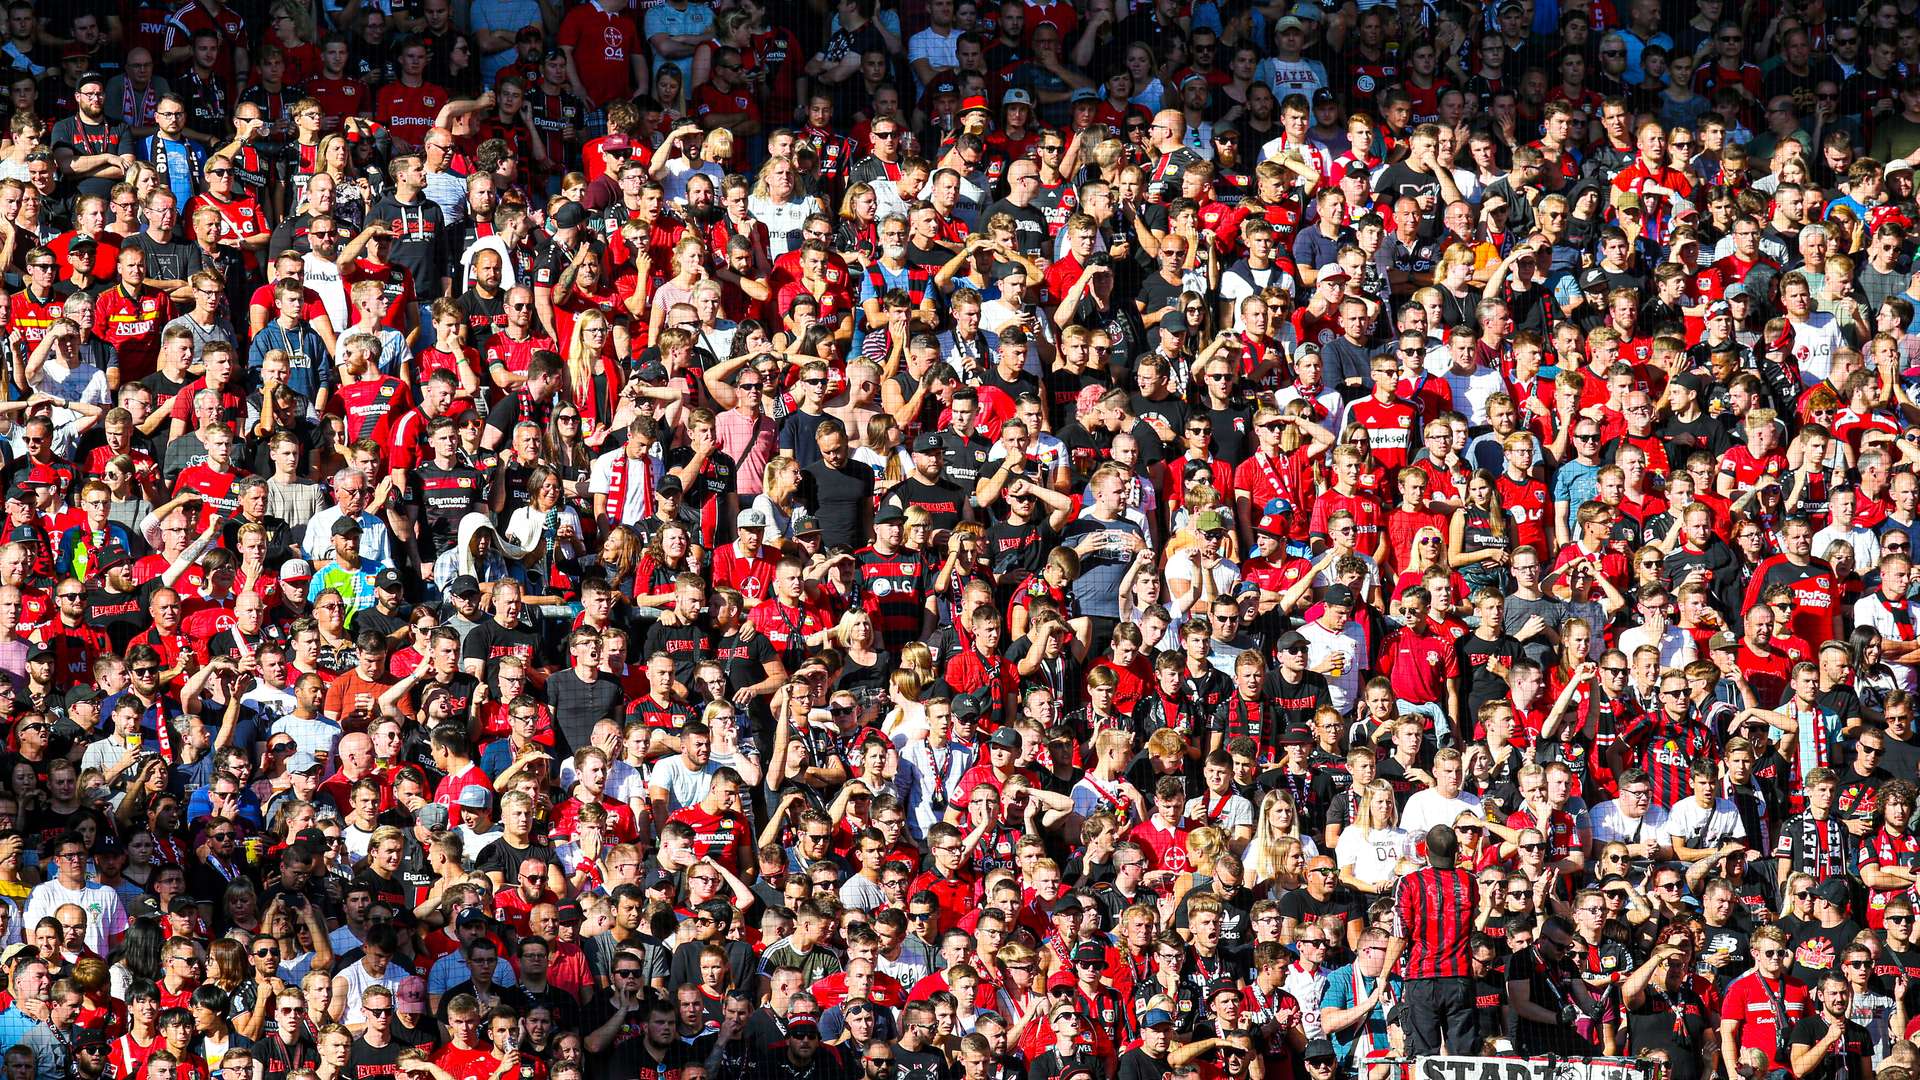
[331,517,363,537]
[1275,630,1308,653]
[65,685,102,710]
[912,432,944,453]
[1312,88,1336,106]
[874,502,908,525]
[1160,308,1189,333]
[552,201,588,229]
[1814,877,1850,905]
[951,691,986,721]
[655,474,684,498]
[1303,1037,1337,1061]
[375,569,404,591]
[448,575,481,599]
[1323,584,1357,608]
[93,832,124,856]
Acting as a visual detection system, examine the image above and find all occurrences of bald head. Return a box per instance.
[1153,110,1185,150]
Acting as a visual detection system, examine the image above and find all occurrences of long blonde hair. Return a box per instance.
[1352,780,1400,833]
[564,307,611,406]
[1404,525,1449,577]
[1243,789,1305,886]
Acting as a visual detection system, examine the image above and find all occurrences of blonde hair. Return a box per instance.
[1352,779,1399,832]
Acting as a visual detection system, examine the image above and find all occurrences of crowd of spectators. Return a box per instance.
[8,2,1920,1080]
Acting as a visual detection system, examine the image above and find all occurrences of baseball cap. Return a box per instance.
[989,726,1023,750]
[1312,88,1337,106]
[456,908,491,927]
[874,503,908,525]
[1707,300,1732,320]
[287,751,322,774]
[397,976,429,1012]
[1072,941,1104,964]
[1708,631,1739,652]
[912,432,945,453]
[1002,88,1034,107]
[960,95,992,114]
[555,901,584,924]
[552,201,588,229]
[787,1019,822,1036]
[929,77,960,96]
[93,833,124,856]
[1275,630,1309,653]
[1140,1008,1175,1028]
[375,569,404,591]
[792,513,821,536]
[280,558,313,582]
[415,803,449,830]
[1070,87,1099,102]
[600,133,631,153]
[456,787,491,809]
[1160,308,1189,333]
[1323,584,1357,608]
[950,691,986,721]
[448,575,481,599]
[1725,282,1752,299]
[737,507,770,530]
[1814,877,1850,905]
[1275,15,1307,32]
[330,517,363,537]
[655,474,684,498]
[1303,1038,1337,1061]
[1194,509,1226,533]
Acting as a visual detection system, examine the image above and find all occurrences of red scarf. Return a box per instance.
[604,452,652,527]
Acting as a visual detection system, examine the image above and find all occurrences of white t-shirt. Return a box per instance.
[24,878,127,956]
[1399,789,1484,840]
[1789,313,1846,384]
[1664,796,1748,851]
[1588,799,1672,846]
[1299,618,1365,714]
[1854,592,1919,690]
[1335,826,1411,887]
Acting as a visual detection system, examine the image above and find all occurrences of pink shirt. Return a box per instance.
[715,407,777,496]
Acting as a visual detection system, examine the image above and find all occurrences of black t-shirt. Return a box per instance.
[642,619,713,691]
[1457,634,1523,717]
[985,517,1059,579]
[982,199,1050,256]
[475,835,559,877]
[801,458,875,551]
[1785,1012,1872,1080]
[461,620,539,680]
[1276,887,1362,962]
[347,1035,405,1080]
[1203,403,1255,463]
[1115,1048,1171,1080]
[127,231,200,284]
[885,477,967,532]
[713,631,778,695]
[1789,919,1863,986]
